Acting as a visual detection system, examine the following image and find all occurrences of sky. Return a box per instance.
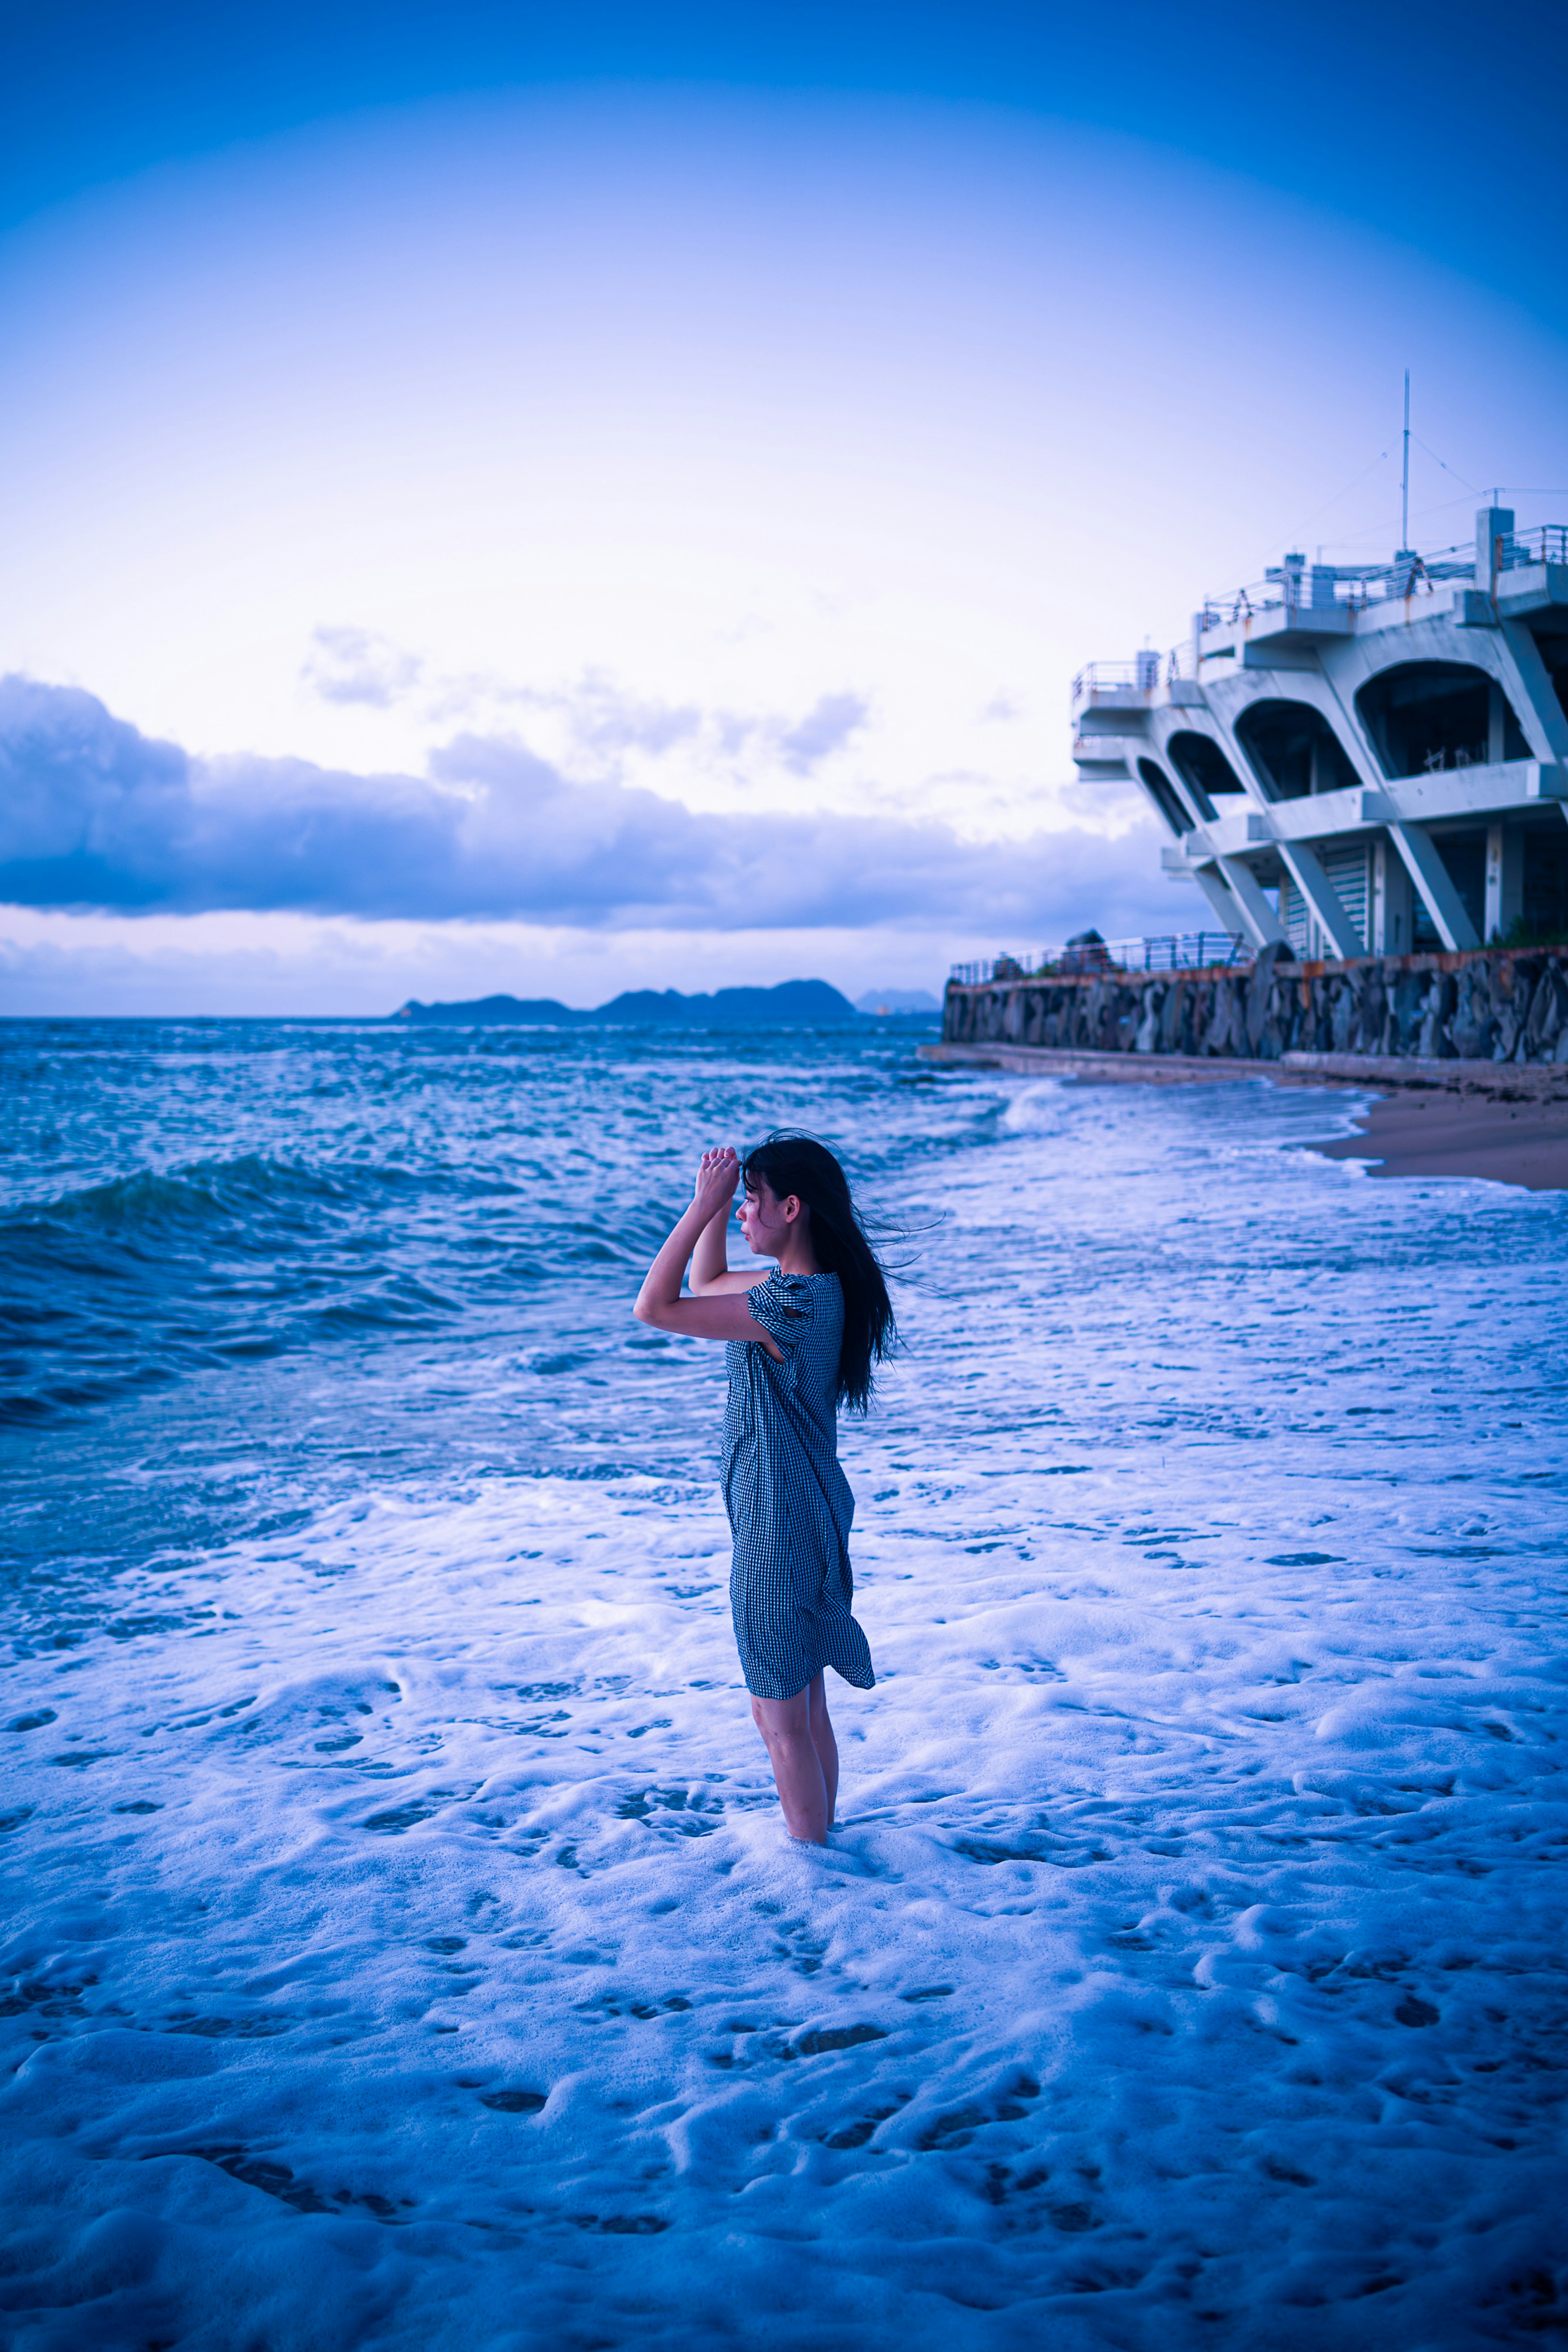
[2,0,1566,1016]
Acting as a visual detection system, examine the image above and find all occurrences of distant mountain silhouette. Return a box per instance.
[392,978,860,1027]
[853,988,942,1016]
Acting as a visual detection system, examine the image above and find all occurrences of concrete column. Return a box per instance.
[1189,863,1252,943]
[1214,856,1289,948]
[1497,621,1568,767]
[1370,834,1415,956]
[1475,504,1515,591]
[1387,822,1481,951]
[1275,841,1364,960]
[1484,824,1524,942]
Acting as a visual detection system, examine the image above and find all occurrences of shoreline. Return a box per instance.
[919,1041,1568,1190]
[1313,1091,1568,1191]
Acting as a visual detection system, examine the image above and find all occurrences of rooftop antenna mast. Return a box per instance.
[1401,369,1410,552]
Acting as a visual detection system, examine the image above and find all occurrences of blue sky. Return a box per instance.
[2,2,1566,1013]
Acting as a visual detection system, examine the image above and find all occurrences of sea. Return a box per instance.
[2,1017,1565,2350]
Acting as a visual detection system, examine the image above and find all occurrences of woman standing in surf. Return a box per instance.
[633,1133,894,1846]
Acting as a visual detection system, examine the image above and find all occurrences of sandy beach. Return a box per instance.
[1313,1087,1568,1190]
[921,1041,1568,1191]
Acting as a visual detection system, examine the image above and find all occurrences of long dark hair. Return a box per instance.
[741,1131,895,1414]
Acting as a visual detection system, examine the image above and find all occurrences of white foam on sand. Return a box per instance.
[2,1072,1566,2350]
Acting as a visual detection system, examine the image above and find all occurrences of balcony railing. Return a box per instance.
[1071,654,1163,701]
[1075,523,1568,711]
[1499,523,1568,570]
[950,933,1251,986]
[1196,525,1565,639]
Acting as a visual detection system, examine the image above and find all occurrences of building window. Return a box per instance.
[1234,700,1361,799]
[1137,759,1194,836]
[1167,731,1247,822]
[1356,662,1528,779]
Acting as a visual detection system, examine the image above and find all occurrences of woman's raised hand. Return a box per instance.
[693,1146,740,1223]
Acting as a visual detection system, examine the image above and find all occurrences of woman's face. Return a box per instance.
[737,1175,799,1257]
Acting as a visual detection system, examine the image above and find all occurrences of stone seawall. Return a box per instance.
[942,944,1568,1068]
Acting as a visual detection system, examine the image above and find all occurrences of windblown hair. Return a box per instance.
[741,1130,895,1413]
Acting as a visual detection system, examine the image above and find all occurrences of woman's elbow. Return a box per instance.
[631,1296,652,1325]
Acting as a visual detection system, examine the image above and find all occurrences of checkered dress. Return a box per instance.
[721,1268,875,1703]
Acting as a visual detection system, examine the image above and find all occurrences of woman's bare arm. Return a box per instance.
[633,1150,782,1356]
[688,1153,755,1295]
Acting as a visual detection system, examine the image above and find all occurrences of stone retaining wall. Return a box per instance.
[942,944,1568,1067]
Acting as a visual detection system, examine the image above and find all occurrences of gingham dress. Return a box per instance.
[721,1268,875,1702]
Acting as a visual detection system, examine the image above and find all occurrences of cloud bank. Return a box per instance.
[0,674,1169,936]
[322,640,875,787]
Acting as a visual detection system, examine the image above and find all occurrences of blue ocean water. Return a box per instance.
[2,1019,1565,2349]
[0,1021,965,1574]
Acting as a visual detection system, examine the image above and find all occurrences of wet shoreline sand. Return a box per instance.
[920,1041,1568,1190]
[1314,1087,1568,1190]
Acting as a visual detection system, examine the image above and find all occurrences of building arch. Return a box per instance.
[1355,661,1528,779]
[1136,758,1194,835]
[1167,731,1247,820]
[1234,700,1361,801]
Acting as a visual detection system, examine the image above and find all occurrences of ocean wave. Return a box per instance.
[0,1024,985,1437]
[0,1153,472,1423]
[8,1151,427,1241]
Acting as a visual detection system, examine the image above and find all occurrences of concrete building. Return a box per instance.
[1071,508,1568,959]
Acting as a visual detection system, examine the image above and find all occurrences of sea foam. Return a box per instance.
[1,1019,1564,2347]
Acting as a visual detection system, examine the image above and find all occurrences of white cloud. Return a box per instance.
[0,673,1189,954]
[302,626,424,708]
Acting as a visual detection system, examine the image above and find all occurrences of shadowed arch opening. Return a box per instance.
[1234,700,1359,800]
[1356,662,1528,779]
[1137,759,1193,835]
[1167,731,1247,820]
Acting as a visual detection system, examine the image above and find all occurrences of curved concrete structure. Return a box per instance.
[1072,508,1568,961]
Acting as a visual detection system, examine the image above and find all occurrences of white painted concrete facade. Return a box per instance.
[1071,508,1568,959]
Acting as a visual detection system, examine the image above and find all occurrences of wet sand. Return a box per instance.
[922,1041,1568,1190]
[1314,1088,1568,1190]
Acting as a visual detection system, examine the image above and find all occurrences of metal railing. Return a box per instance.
[1195,529,1565,637]
[1499,523,1568,570]
[1076,524,1567,707]
[1071,654,1163,702]
[950,933,1251,986]
[1196,564,1454,633]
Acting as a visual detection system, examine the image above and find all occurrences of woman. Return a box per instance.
[633,1132,894,1846]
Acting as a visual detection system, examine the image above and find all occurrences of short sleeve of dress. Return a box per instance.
[746,1270,812,1351]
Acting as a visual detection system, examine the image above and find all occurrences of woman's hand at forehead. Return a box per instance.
[693,1146,740,1222]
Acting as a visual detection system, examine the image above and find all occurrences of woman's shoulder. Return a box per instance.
[768,1268,842,1321]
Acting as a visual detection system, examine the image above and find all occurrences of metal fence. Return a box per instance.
[1197,526,1566,634]
[950,934,1250,986]
[1070,653,1163,701]
[1500,524,1568,570]
[1076,528,1567,701]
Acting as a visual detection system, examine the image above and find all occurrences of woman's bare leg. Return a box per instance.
[751,1685,829,1844]
[807,1674,838,1828]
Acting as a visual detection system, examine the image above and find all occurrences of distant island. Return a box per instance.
[394,977,867,1027]
[853,988,941,1017]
